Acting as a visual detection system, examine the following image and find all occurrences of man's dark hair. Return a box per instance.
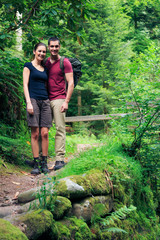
[48,36,60,46]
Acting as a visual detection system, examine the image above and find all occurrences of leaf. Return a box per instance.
[20,171,30,176]
[12,191,20,200]
[106,227,128,234]
[12,181,20,185]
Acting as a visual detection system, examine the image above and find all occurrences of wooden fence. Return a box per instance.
[65,113,137,123]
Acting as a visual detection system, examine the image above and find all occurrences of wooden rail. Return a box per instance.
[65,113,137,123]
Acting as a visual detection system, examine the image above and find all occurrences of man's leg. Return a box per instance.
[50,99,66,170]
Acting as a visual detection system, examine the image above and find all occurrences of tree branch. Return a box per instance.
[23,0,40,25]
[6,0,41,33]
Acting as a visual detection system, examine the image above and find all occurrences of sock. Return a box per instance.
[42,156,47,161]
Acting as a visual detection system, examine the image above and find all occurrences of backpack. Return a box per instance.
[60,56,82,88]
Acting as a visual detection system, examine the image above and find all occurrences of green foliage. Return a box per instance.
[0,0,95,54]
[0,50,26,136]
[33,176,58,213]
[0,135,32,165]
[117,43,160,200]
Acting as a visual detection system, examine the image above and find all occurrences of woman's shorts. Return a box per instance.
[27,98,52,128]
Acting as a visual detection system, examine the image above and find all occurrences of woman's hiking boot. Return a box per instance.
[31,158,41,175]
[53,160,66,171]
[25,160,34,167]
[41,156,49,174]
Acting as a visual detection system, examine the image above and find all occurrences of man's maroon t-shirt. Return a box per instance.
[45,57,73,101]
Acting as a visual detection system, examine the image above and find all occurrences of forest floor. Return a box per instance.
[0,143,98,207]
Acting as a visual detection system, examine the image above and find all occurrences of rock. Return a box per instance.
[50,217,92,240]
[17,169,111,203]
[18,187,38,203]
[0,218,28,240]
[0,206,16,218]
[49,221,71,239]
[71,195,113,222]
[16,196,72,221]
[85,169,111,195]
[57,175,90,199]
[12,209,53,240]
[57,169,111,199]
[51,196,72,220]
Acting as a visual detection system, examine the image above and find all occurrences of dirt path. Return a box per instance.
[0,144,98,207]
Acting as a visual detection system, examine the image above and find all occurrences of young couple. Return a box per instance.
[23,37,74,175]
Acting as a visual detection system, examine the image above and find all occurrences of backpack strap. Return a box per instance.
[60,56,65,75]
[60,56,67,90]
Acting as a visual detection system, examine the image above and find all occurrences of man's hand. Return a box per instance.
[27,102,34,115]
[60,101,68,112]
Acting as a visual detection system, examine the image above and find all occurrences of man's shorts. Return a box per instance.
[27,98,52,128]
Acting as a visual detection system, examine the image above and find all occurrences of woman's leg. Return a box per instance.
[41,127,49,173]
[30,127,41,174]
[41,127,49,156]
[31,127,39,157]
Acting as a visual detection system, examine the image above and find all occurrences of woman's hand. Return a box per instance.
[27,102,34,115]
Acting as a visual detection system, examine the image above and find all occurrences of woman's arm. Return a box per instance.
[23,67,34,115]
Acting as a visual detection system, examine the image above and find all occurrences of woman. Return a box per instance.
[23,42,52,174]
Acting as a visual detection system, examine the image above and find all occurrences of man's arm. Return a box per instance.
[60,72,74,112]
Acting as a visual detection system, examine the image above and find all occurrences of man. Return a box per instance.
[45,37,74,171]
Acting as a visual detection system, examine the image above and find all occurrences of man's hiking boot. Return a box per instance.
[41,156,49,174]
[53,161,66,171]
[31,158,41,175]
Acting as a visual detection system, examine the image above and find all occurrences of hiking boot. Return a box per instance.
[53,161,66,171]
[25,160,34,167]
[31,158,41,175]
[41,156,49,174]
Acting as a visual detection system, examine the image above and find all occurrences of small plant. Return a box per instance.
[30,176,58,212]
[91,205,137,234]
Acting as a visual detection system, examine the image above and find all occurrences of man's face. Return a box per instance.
[48,40,60,57]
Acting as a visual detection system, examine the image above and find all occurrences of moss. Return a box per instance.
[57,175,91,199]
[0,219,28,240]
[56,170,111,200]
[114,183,128,204]
[18,209,53,239]
[85,169,110,195]
[51,196,72,220]
[92,210,160,240]
[68,217,92,239]
[57,217,92,240]
[49,221,71,240]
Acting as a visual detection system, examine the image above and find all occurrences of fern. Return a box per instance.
[98,205,137,234]
[104,227,127,234]
[105,205,136,224]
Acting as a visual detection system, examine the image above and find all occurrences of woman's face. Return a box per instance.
[33,45,46,62]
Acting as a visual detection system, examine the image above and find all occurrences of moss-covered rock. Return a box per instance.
[14,209,53,240]
[90,210,160,240]
[0,218,28,240]
[85,169,111,195]
[56,170,111,200]
[57,175,91,199]
[71,195,113,222]
[62,217,92,240]
[49,221,71,240]
[50,196,72,220]
[49,217,93,240]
